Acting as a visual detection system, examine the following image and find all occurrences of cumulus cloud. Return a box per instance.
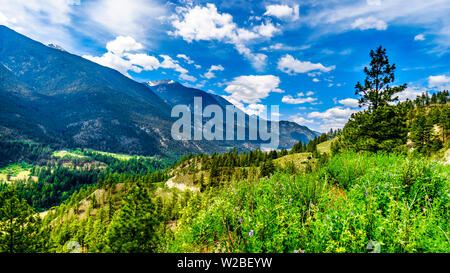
[282,93,318,104]
[169,4,278,70]
[84,51,141,76]
[264,4,300,21]
[277,54,335,75]
[290,115,315,125]
[396,86,427,101]
[223,75,283,107]
[351,16,387,30]
[308,106,361,131]
[83,36,196,81]
[253,21,280,38]
[338,98,360,107]
[428,74,450,89]
[106,36,143,55]
[204,65,224,79]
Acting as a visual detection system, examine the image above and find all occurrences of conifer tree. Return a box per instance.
[0,187,47,253]
[355,46,406,109]
[106,185,158,253]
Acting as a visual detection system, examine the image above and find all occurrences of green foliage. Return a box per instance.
[0,187,49,252]
[106,184,159,253]
[339,105,408,153]
[169,152,449,253]
[355,46,406,109]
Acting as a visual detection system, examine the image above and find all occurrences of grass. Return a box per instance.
[168,152,450,253]
[52,149,157,161]
[274,152,311,169]
[0,162,33,183]
[93,150,141,160]
[317,138,337,154]
[52,150,90,159]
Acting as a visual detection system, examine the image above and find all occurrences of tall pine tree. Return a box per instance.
[106,184,158,253]
[355,46,407,109]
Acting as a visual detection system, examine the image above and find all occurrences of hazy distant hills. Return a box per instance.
[0,25,319,156]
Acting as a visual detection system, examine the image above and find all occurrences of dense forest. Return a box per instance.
[0,46,449,253]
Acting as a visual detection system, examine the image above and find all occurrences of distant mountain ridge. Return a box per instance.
[0,25,319,156]
[144,79,320,147]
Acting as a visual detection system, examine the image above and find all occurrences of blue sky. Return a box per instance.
[1,0,450,132]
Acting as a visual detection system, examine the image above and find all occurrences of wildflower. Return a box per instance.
[249,230,254,236]
[239,218,243,223]
[365,192,368,196]
[350,212,354,215]
[301,250,304,253]
[294,250,298,253]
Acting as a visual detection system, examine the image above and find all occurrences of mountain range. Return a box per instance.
[0,25,319,157]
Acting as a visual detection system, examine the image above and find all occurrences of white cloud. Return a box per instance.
[253,21,280,38]
[351,16,387,31]
[277,54,335,75]
[338,98,360,107]
[234,43,268,71]
[158,55,187,74]
[289,105,361,131]
[261,43,310,51]
[106,36,143,55]
[264,4,300,21]
[290,115,315,125]
[0,0,79,52]
[204,65,225,79]
[428,74,450,89]
[124,53,160,70]
[83,36,196,81]
[169,4,276,70]
[282,94,317,104]
[308,107,357,119]
[414,34,425,41]
[223,75,283,106]
[312,78,320,82]
[302,0,450,53]
[176,54,194,64]
[397,86,427,101]
[179,73,197,82]
[298,106,361,131]
[169,4,235,42]
[84,51,141,76]
[83,0,167,41]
